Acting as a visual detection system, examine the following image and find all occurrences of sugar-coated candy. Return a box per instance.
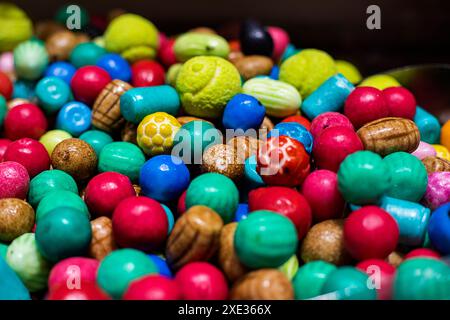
[201,144,244,180]
[309,111,354,138]
[4,103,48,140]
[70,42,106,68]
[233,55,273,80]
[412,141,437,160]
[0,161,29,200]
[267,26,290,61]
[79,130,113,156]
[293,261,336,300]
[0,254,31,300]
[222,93,265,131]
[239,20,273,57]
[335,60,362,84]
[414,106,441,144]
[422,156,450,173]
[0,198,34,242]
[89,216,117,260]
[383,86,416,119]
[428,202,450,255]
[123,275,181,300]
[44,61,76,85]
[218,222,248,282]
[404,248,440,260]
[96,53,132,82]
[14,40,49,80]
[35,76,71,114]
[48,257,99,291]
[424,172,450,210]
[36,190,89,221]
[166,63,182,87]
[174,32,229,62]
[227,135,260,162]
[267,122,313,153]
[71,66,111,105]
[131,59,165,87]
[47,282,110,300]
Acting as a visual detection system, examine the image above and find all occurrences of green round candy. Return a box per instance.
[0,242,8,260]
[338,151,390,205]
[185,173,238,223]
[173,121,222,163]
[234,210,298,268]
[98,142,146,183]
[174,32,230,62]
[70,42,107,68]
[36,190,89,221]
[0,3,33,52]
[97,249,158,299]
[35,207,92,263]
[321,266,377,300]
[14,40,49,80]
[79,130,113,156]
[0,95,6,128]
[28,169,78,207]
[278,255,299,281]
[39,130,72,156]
[394,258,450,300]
[383,152,428,202]
[293,261,337,300]
[6,233,51,292]
[54,4,90,29]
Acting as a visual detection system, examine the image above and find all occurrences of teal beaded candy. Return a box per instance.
[36,190,89,221]
[234,210,298,268]
[14,40,49,80]
[293,261,337,300]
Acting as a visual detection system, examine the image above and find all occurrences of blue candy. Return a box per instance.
[222,94,265,131]
[267,122,313,153]
[269,65,279,80]
[79,130,113,155]
[139,155,190,202]
[96,53,132,82]
[56,101,92,136]
[161,204,175,234]
[234,203,249,222]
[35,76,71,114]
[414,106,441,144]
[302,73,354,120]
[428,202,450,255]
[44,62,76,85]
[244,155,265,187]
[147,254,172,278]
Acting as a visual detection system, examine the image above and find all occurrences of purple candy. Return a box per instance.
[424,172,450,210]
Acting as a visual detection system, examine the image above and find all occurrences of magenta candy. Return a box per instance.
[0,138,12,161]
[424,172,450,210]
[0,52,14,74]
[123,275,182,300]
[310,112,354,138]
[0,161,30,199]
[411,141,437,160]
[267,26,290,61]
[48,257,100,290]
[383,87,416,120]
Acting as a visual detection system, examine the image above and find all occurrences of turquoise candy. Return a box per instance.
[320,267,377,300]
[79,130,113,156]
[98,142,146,183]
[36,190,89,221]
[281,44,300,63]
[70,42,106,68]
[293,261,337,300]
[185,173,239,223]
[0,95,6,128]
[0,242,7,260]
[97,249,158,299]
[338,151,390,205]
[414,106,441,144]
[234,210,298,268]
[173,32,230,62]
[6,233,51,292]
[244,155,265,187]
[172,120,222,164]
[383,152,428,202]
[14,40,49,80]
[161,204,174,234]
[35,76,71,114]
[0,256,30,300]
[12,79,36,100]
[35,207,92,263]
[394,258,450,300]
[28,169,78,207]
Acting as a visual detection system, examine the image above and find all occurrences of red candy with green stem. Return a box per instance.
[356,259,396,300]
[123,275,182,300]
[4,103,48,140]
[71,66,111,105]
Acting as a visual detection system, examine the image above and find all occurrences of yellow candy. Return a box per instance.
[137,112,181,155]
[336,60,362,84]
[359,74,400,90]
[432,144,450,161]
[39,130,72,155]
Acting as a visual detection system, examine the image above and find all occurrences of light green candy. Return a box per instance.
[174,32,230,62]
[14,40,49,80]
[104,14,159,63]
[336,60,362,85]
[279,48,336,98]
[39,130,72,156]
[6,233,51,292]
[166,63,183,87]
[0,3,33,52]
[242,77,301,117]
[176,56,241,119]
[278,255,299,281]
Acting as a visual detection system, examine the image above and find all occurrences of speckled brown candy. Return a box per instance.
[218,222,248,282]
[45,30,80,61]
[227,136,260,163]
[300,219,351,266]
[230,269,294,300]
[165,205,223,270]
[422,156,450,174]
[89,216,116,260]
[234,55,274,80]
[357,117,420,156]
[201,144,244,180]
[121,121,138,145]
[0,198,35,242]
[35,20,66,40]
[51,138,97,182]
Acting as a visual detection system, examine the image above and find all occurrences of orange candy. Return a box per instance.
[441,120,450,151]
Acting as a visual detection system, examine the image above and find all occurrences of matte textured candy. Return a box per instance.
[45,30,80,61]
[218,222,248,282]
[48,257,99,290]
[201,144,244,180]
[239,20,274,57]
[432,144,450,161]
[309,112,354,139]
[267,122,313,153]
[36,190,88,221]
[71,66,111,105]
[222,93,265,131]
[233,55,273,80]
[424,172,450,210]
[227,135,260,163]
[123,275,181,300]
[428,202,450,255]
[359,74,400,90]
[422,156,450,174]
[281,115,311,130]
[292,261,337,300]
[14,40,49,80]
[412,141,437,160]
[35,77,71,114]
[321,267,377,300]
[28,169,77,207]
[335,60,362,84]
[96,53,131,82]
[174,32,230,62]
[0,161,29,200]
[89,216,117,260]
[4,103,48,140]
[0,198,34,242]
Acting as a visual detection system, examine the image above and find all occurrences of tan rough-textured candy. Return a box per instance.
[386,251,404,268]
[201,144,244,180]
[176,116,213,126]
[357,117,420,156]
[0,199,35,242]
[89,216,117,260]
[422,156,450,174]
[234,55,274,80]
[45,30,81,61]
[227,136,260,163]
[165,205,223,270]
[230,269,294,300]
[121,121,138,145]
[218,223,248,282]
[92,80,132,133]
[300,219,351,266]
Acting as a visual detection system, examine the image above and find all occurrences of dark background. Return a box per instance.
[12,0,450,75]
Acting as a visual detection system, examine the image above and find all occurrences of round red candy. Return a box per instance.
[281,115,311,130]
[47,281,110,300]
[344,87,389,129]
[4,103,48,140]
[356,259,396,300]
[0,71,13,100]
[158,37,177,67]
[257,135,310,187]
[383,86,416,119]
[84,172,136,217]
[3,138,50,178]
[0,161,29,199]
[123,275,182,300]
[48,257,99,290]
[175,262,228,300]
[344,206,399,261]
[312,126,363,172]
[71,66,111,105]
[248,186,312,239]
[310,112,354,138]
[0,139,12,161]
[112,196,168,251]
[404,248,440,260]
[301,169,345,222]
[131,60,165,87]
[177,190,187,215]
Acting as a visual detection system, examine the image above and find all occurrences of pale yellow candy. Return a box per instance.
[359,74,401,90]
[336,60,362,84]
[432,144,450,161]
[39,130,72,155]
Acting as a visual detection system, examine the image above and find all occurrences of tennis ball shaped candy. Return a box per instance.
[0,3,32,52]
[175,56,241,119]
[14,40,49,80]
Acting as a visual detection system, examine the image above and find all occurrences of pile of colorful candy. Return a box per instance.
[0,3,449,301]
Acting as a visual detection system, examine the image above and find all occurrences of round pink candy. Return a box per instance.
[0,138,12,161]
[424,172,450,210]
[123,275,182,300]
[0,52,14,74]
[267,26,290,61]
[310,112,354,138]
[175,262,228,300]
[0,161,29,199]
[383,87,416,119]
[411,141,437,160]
[48,257,99,290]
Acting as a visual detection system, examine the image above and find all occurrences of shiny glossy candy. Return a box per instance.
[48,257,99,290]
[267,26,290,61]
[233,55,273,80]
[123,275,181,300]
[71,66,111,105]
[267,122,313,153]
[222,93,265,131]
[293,261,337,300]
[428,202,450,255]
[36,190,88,221]
[28,169,77,207]
[239,20,273,57]
[44,61,76,85]
[412,141,437,160]
[96,53,131,82]
[47,282,110,300]
[70,42,106,68]
[4,103,48,140]
[0,71,13,100]
[310,111,354,138]
[36,77,71,114]
[79,130,113,155]
[130,59,164,87]
[383,86,416,119]
[321,267,377,300]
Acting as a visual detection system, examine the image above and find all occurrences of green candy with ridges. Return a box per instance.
[6,233,51,292]
[36,190,89,221]
[98,142,146,183]
[338,151,391,205]
[79,130,113,156]
[394,258,450,300]
[14,40,49,80]
[0,95,6,128]
[70,42,107,68]
[28,169,78,208]
[293,261,337,300]
[174,32,230,62]
[234,210,298,268]
[278,255,299,281]
[97,249,158,299]
[321,267,377,300]
[383,152,428,202]
[185,173,238,223]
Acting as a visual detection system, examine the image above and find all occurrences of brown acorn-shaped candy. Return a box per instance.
[89,216,116,260]
[0,199,35,242]
[233,55,273,80]
[218,222,248,282]
[201,144,244,180]
[422,156,450,174]
[165,205,223,270]
[230,269,294,300]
